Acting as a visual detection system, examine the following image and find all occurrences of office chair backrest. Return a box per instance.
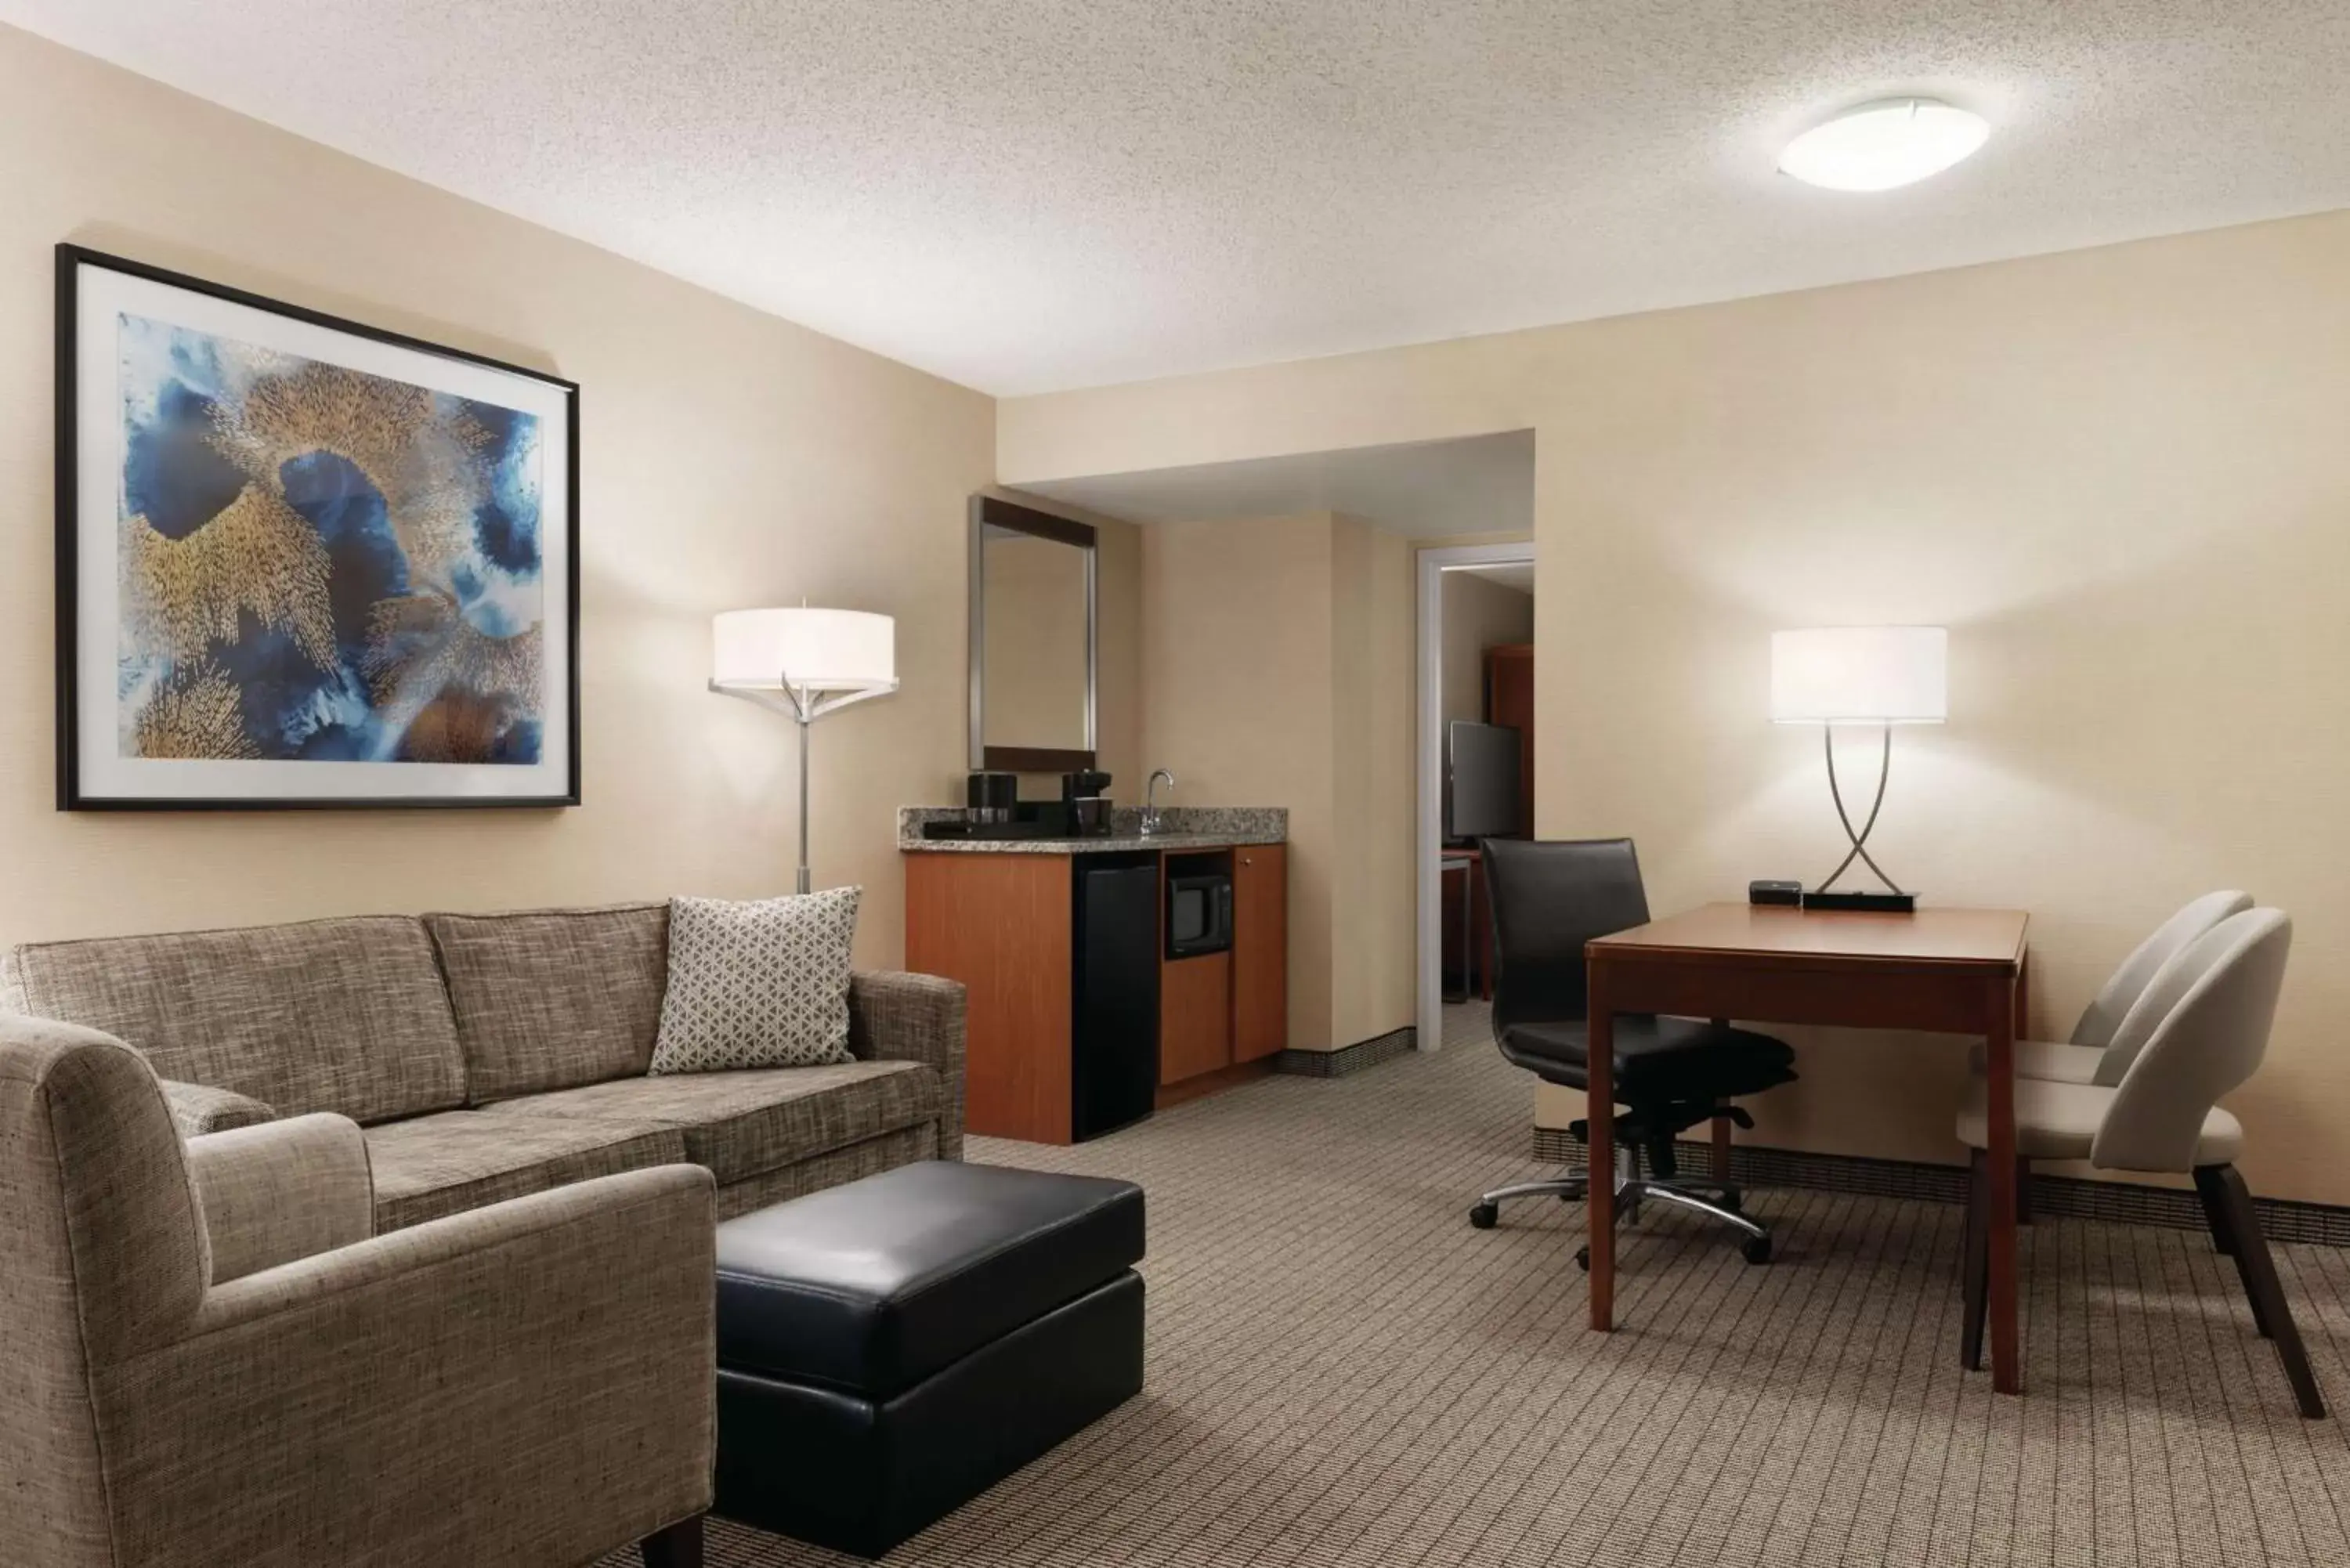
[2092,909,2290,1173]
[2073,889,2254,1059]
[1479,837,1650,1035]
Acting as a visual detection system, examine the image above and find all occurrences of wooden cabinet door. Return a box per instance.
[905,851,1074,1143]
[1160,952,1234,1085]
[1231,844,1289,1061]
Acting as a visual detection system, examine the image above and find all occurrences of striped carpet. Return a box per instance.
[606,1005,2350,1566]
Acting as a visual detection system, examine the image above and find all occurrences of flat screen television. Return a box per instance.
[1447,721,1522,842]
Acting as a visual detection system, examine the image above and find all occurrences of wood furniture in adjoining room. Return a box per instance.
[1484,641,1535,840]
[1582,903,2031,1393]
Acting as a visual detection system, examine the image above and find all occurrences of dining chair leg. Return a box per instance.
[1960,1149,1990,1371]
[2204,1163,2325,1419]
[2192,1167,2263,1332]
[2192,1165,2239,1256]
[2015,1157,2033,1227]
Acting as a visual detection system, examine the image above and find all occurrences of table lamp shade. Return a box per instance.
[712,608,895,695]
[1770,627,1947,724]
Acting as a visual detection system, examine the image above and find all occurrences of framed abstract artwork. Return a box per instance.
[55,244,580,809]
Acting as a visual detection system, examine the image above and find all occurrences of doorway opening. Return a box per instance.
[1416,544,1535,1053]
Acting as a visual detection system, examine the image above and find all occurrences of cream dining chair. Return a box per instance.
[1954,907,2323,1418]
[1967,888,2251,1086]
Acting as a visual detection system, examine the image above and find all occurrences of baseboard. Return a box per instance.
[1274,1026,1416,1078]
[1528,1127,2350,1248]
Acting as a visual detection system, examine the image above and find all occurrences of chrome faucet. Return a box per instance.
[1141,769,1177,836]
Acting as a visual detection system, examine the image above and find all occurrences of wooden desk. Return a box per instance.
[1584,902,2031,1393]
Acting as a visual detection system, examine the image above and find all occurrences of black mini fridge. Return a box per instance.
[1072,856,1161,1140]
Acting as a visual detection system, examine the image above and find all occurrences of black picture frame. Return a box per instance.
[55,244,582,810]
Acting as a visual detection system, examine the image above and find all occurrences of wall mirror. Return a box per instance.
[969,495,1096,771]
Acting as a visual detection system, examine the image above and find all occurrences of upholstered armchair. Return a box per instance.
[1,1017,717,1567]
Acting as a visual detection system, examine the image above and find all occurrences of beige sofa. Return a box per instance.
[1,901,967,1230]
[0,1017,716,1566]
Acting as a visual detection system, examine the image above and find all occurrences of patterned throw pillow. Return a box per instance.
[650,888,862,1075]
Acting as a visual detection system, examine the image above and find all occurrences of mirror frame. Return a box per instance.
[968,494,1097,773]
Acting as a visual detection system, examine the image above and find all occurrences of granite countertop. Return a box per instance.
[898,805,1285,854]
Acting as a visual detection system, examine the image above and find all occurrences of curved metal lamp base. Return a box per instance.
[1812,724,1915,911]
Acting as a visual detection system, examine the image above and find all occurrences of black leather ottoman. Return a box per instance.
[711,1160,1146,1557]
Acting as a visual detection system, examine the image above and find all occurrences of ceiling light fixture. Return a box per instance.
[1778,98,1990,192]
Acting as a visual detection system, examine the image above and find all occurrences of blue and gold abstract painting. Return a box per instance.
[115,313,545,766]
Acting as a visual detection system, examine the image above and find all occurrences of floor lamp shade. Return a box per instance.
[709,606,898,894]
[1770,627,1947,725]
[712,608,895,695]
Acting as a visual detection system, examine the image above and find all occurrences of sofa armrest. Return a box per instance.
[110,1166,716,1565]
[160,1078,277,1138]
[186,1113,374,1284]
[848,970,967,1159]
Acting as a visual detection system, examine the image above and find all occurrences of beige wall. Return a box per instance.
[1091,505,1144,798]
[1139,512,1415,1050]
[1142,515,1338,1050]
[1441,572,1534,730]
[1004,207,2350,1206]
[1329,518,1417,1046]
[0,26,993,964]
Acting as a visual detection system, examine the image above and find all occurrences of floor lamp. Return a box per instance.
[1770,625,1947,912]
[710,607,898,894]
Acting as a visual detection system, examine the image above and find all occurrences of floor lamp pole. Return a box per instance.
[785,681,814,895]
[796,707,813,894]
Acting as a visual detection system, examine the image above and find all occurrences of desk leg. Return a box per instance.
[1586,960,1615,1331]
[1986,970,2022,1395]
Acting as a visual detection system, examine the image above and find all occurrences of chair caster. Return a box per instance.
[1742,1236,1773,1266]
[1469,1202,1499,1230]
[1719,1187,1743,1215]
[1574,1245,1590,1272]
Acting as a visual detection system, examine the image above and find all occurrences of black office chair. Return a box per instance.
[1469,837,1797,1267]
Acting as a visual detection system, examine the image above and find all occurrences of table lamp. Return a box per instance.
[1770,626,1947,912]
[711,607,898,894]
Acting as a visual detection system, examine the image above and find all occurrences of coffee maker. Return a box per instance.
[1061,769,1112,836]
[964,770,1017,825]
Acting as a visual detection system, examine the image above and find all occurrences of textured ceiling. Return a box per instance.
[1023,431,1533,537]
[10,2,2350,394]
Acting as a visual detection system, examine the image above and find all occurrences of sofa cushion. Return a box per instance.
[363,1107,689,1233]
[490,1061,939,1185]
[424,903,667,1101]
[2,916,465,1125]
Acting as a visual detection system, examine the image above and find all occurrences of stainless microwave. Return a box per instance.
[1166,872,1234,958]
